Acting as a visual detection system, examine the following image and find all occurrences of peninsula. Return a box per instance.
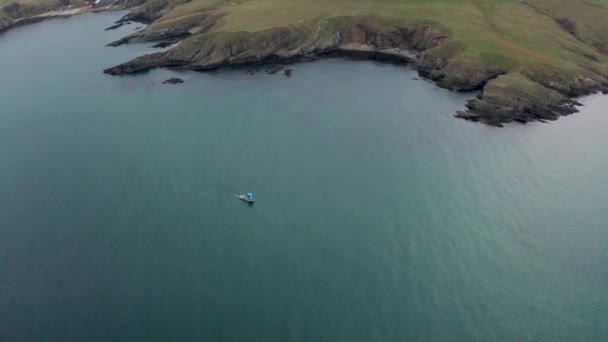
[3,0,608,126]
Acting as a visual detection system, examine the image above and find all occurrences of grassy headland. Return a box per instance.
[4,0,608,125]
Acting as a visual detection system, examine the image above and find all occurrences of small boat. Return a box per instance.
[239,192,255,204]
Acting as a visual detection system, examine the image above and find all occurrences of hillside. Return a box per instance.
[0,0,86,32]
[4,0,608,126]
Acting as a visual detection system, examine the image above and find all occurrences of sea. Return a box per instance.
[0,11,607,341]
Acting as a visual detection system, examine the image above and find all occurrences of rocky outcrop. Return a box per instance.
[453,73,602,127]
[418,57,500,91]
[107,10,223,46]
[113,0,167,24]
[162,77,184,84]
[265,65,284,75]
[104,17,449,74]
[105,22,126,30]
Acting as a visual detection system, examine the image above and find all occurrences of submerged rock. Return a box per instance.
[265,65,284,75]
[162,77,184,85]
[454,111,480,122]
[284,69,293,77]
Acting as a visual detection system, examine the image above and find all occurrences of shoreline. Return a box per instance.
[101,16,607,127]
[105,48,605,127]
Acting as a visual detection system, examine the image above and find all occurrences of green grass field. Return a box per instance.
[141,0,608,84]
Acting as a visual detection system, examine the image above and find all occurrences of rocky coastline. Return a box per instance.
[102,14,608,126]
[3,0,607,127]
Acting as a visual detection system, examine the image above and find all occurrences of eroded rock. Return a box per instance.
[105,23,123,30]
[161,77,184,84]
[265,65,284,75]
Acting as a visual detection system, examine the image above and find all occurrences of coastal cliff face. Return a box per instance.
[100,0,608,126]
[104,17,450,76]
[103,14,498,95]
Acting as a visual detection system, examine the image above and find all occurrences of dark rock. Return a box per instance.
[284,69,293,77]
[161,77,184,85]
[454,111,480,121]
[246,69,257,75]
[265,65,284,75]
[104,51,178,75]
[115,6,161,25]
[151,41,174,48]
[556,17,577,36]
[105,23,123,30]
[134,26,142,30]
[114,16,130,24]
[104,19,446,74]
[584,53,599,61]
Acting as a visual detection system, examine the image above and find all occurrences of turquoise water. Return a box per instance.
[1,12,607,341]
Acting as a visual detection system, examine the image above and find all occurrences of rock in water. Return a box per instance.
[265,65,284,75]
[454,111,480,122]
[246,69,257,75]
[162,77,184,85]
[104,23,123,30]
[284,69,293,77]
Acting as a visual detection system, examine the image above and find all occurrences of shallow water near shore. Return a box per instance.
[1,11,608,341]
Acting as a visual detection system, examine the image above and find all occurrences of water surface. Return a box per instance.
[0,11,607,341]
